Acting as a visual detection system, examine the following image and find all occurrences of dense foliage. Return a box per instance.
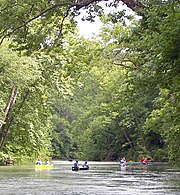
[0,0,179,166]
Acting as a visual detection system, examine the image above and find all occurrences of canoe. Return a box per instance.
[140,162,148,165]
[72,167,78,171]
[72,167,89,171]
[79,167,89,170]
[35,164,53,169]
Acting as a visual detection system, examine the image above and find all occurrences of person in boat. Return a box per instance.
[139,157,145,163]
[142,158,148,165]
[69,157,73,162]
[35,159,42,165]
[45,159,50,165]
[120,157,126,166]
[139,157,148,165]
[72,160,79,170]
[83,161,89,169]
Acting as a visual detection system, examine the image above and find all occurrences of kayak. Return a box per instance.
[35,164,53,169]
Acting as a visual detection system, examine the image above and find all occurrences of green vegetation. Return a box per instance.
[0,0,179,166]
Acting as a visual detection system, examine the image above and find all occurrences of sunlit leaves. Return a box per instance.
[0,42,40,87]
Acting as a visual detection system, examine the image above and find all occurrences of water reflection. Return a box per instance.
[0,161,179,195]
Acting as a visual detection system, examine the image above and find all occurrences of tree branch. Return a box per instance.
[0,0,145,44]
[0,2,74,45]
[112,61,138,70]
[121,0,145,11]
[123,130,135,151]
[59,7,71,37]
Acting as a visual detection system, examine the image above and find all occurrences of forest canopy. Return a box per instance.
[0,0,179,166]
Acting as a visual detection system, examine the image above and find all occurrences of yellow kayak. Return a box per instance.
[35,164,53,169]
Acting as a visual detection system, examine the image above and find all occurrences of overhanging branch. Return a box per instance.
[121,0,145,11]
[0,2,73,45]
[0,0,145,45]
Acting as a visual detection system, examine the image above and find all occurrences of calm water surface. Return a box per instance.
[0,161,179,195]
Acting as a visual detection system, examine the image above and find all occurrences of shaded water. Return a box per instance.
[0,161,179,195]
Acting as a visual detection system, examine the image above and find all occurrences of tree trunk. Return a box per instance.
[0,117,14,152]
[0,84,17,151]
[123,130,136,151]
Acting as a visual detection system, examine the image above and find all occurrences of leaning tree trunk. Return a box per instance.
[123,130,136,152]
[0,84,17,152]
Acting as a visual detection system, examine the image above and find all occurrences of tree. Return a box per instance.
[0,0,179,166]
[129,0,180,165]
[0,42,53,159]
[50,0,179,164]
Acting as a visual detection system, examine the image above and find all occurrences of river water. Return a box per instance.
[0,161,179,195]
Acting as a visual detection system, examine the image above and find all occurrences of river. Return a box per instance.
[0,161,179,195]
